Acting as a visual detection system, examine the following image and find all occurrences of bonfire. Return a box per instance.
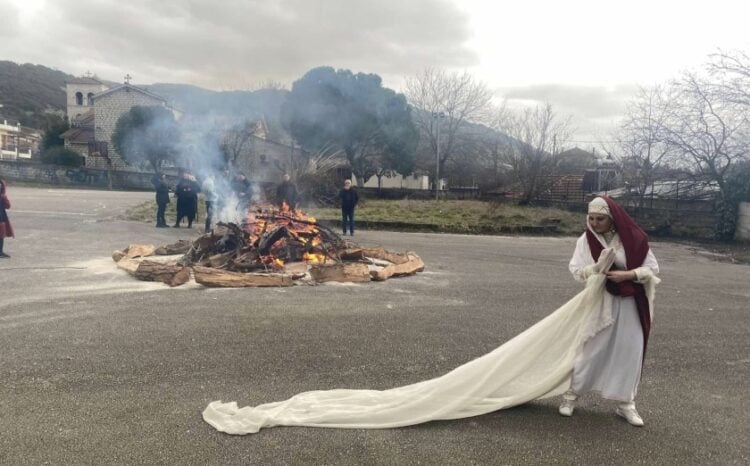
[113,203,424,287]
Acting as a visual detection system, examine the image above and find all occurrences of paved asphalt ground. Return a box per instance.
[0,186,748,465]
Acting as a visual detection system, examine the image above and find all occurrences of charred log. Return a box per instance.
[258,226,290,256]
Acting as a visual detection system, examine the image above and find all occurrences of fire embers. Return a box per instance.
[181,203,344,273]
[113,203,425,288]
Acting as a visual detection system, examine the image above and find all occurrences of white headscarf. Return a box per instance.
[588,197,611,217]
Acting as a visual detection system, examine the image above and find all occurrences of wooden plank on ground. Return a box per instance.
[154,240,192,255]
[371,253,425,281]
[126,244,156,258]
[340,247,410,264]
[116,257,142,274]
[134,260,191,287]
[309,262,371,283]
[193,266,293,287]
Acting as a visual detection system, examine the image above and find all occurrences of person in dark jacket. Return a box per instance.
[151,173,170,228]
[232,173,252,215]
[174,171,200,228]
[275,174,298,210]
[0,179,14,258]
[338,179,359,236]
[202,174,218,233]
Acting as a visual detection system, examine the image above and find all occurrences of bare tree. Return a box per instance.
[613,85,676,210]
[221,120,256,170]
[479,101,514,188]
[661,71,750,239]
[708,50,750,107]
[292,143,346,177]
[501,103,573,204]
[405,68,493,188]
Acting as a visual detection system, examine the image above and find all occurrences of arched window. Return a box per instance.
[75,92,83,106]
[87,93,94,106]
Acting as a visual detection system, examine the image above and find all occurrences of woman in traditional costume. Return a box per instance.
[203,196,660,434]
[559,196,659,426]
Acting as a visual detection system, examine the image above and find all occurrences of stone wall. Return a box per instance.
[85,153,130,171]
[0,160,172,190]
[736,202,750,242]
[65,142,89,158]
[233,136,297,183]
[93,89,166,169]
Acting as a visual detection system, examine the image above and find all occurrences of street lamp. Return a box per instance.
[432,111,445,200]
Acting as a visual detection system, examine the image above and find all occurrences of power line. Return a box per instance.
[565,139,625,144]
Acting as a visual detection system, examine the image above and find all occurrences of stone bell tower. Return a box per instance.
[65,73,109,123]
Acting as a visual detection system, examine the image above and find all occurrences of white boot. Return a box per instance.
[558,391,577,417]
[616,402,644,427]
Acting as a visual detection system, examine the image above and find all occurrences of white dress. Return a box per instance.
[568,232,659,402]
[203,239,660,435]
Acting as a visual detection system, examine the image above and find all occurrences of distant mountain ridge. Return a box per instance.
[0,60,288,130]
[0,61,71,128]
[143,83,288,124]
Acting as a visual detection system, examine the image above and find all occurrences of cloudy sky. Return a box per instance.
[2,0,748,143]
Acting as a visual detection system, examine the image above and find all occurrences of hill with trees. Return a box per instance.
[0,61,71,129]
[0,60,289,131]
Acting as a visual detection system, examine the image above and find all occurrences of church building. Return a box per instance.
[62,74,178,170]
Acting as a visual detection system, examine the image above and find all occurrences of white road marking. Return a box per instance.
[0,311,96,330]
[13,210,98,216]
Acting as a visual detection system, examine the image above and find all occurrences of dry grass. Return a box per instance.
[125,198,584,234]
[123,198,750,262]
[307,199,585,235]
[124,199,207,226]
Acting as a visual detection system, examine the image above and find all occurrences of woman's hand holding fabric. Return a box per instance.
[593,248,616,274]
[605,270,636,283]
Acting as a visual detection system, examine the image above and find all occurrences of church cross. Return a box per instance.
[124,74,132,84]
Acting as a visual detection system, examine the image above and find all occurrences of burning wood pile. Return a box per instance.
[113,203,425,287]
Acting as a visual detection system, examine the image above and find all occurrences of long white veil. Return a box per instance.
[203,251,625,435]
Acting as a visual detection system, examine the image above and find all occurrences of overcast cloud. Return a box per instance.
[496,83,641,146]
[3,0,749,141]
[501,84,637,120]
[1,0,477,89]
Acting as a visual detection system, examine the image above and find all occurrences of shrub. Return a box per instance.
[41,147,85,167]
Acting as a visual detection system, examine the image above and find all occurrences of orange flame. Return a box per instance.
[239,203,328,264]
[303,252,327,264]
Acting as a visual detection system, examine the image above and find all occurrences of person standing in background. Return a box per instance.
[0,179,14,258]
[174,171,200,228]
[151,173,170,228]
[275,174,298,210]
[338,179,359,236]
[232,173,252,215]
[202,174,217,233]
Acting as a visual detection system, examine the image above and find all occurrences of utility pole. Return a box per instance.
[433,111,445,200]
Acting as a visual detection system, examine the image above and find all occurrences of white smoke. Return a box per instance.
[168,112,270,225]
